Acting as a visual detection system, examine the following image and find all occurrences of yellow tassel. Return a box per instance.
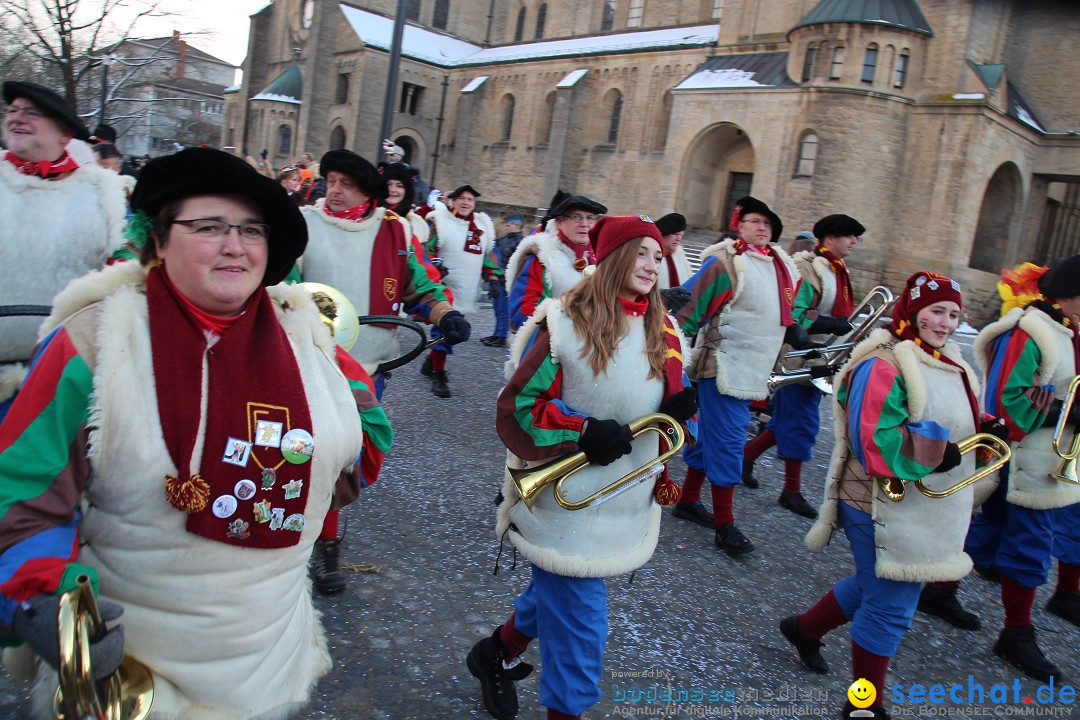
[165,473,211,513]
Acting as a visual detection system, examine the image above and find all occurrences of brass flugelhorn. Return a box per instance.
[877,432,1012,502]
[1050,375,1079,485]
[768,285,895,394]
[54,575,154,720]
[509,413,685,511]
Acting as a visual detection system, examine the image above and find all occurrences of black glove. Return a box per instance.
[784,323,823,352]
[659,387,698,423]
[488,279,506,299]
[578,417,633,466]
[260,148,268,160]
[934,442,962,473]
[438,311,471,345]
[807,315,854,336]
[660,287,692,314]
[980,417,1011,443]
[809,363,842,379]
[13,593,125,680]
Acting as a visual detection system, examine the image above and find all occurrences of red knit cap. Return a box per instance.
[891,270,963,338]
[588,214,664,264]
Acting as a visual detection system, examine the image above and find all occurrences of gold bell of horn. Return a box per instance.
[300,282,361,352]
[1051,375,1080,485]
[876,432,1012,501]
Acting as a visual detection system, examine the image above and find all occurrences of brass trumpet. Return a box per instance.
[877,432,1012,502]
[768,285,896,394]
[1050,375,1079,485]
[509,413,685,511]
[54,575,154,720]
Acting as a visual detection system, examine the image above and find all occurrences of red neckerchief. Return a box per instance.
[618,295,649,317]
[815,243,854,317]
[557,230,596,271]
[147,265,314,548]
[4,150,79,179]
[323,198,372,223]
[165,268,243,336]
[733,238,796,326]
[451,207,484,254]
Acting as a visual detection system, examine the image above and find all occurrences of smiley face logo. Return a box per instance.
[847,678,876,709]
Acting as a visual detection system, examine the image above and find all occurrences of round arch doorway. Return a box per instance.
[678,122,755,232]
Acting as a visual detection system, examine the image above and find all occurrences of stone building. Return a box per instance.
[226,0,1080,324]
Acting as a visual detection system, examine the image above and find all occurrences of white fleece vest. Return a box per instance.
[806,329,981,582]
[0,162,126,365]
[974,307,1080,510]
[301,202,413,374]
[495,300,666,578]
[504,222,587,300]
[657,246,692,291]
[25,263,363,720]
[698,240,795,400]
[430,201,494,314]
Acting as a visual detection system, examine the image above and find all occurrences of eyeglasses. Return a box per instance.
[740,218,772,227]
[172,219,270,243]
[563,214,599,224]
[4,105,45,120]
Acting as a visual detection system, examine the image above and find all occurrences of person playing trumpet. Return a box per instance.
[781,271,994,720]
[467,215,697,720]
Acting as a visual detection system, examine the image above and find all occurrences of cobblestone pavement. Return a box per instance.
[2,310,1077,719]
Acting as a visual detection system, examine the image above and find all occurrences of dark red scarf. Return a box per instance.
[558,231,596,271]
[665,256,680,288]
[147,266,314,548]
[4,150,78,179]
[733,239,796,326]
[451,208,484,254]
[324,203,409,319]
[816,243,854,317]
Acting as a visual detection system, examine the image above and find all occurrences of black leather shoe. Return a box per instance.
[311,539,346,595]
[481,335,508,348]
[841,700,890,719]
[741,460,759,489]
[672,500,714,528]
[715,522,754,556]
[992,625,1061,682]
[467,628,531,720]
[1047,591,1080,628]
[779,491,818,519]
[420,356,433,377]
[918,583,981,631]
[779,615,828,674]
[431,370,451,398]
[973,563,1000,583]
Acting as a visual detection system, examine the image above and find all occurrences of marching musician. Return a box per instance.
[742,214,865,519]
[468,215,696,720]
[655,212,693,291]
[782,271,1001,720]
[959,256,1080,681]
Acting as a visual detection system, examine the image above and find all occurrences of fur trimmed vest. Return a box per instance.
[504,220,587,299]
[974,307,1080,510]
[300,201,413,374]
[494,298,691,578]
[785,250,846,369]
[24,262,363,720]
[806,328,980,582]
[691,240,796,400]
[429,201,494,314]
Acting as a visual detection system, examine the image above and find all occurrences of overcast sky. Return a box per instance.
[133,0,270,68]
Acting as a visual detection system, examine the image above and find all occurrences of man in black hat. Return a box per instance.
[505,193,607,332]
[0,81,127,409]
[656,212,692,291]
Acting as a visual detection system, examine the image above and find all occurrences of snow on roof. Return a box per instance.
[675,52,796,90]
[339,4,717,67]
[461,76,488,93]
[251,92,302,104]
[676,68,765,89]
[556,69,590,88]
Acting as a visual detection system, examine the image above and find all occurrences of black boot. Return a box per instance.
[420,356,433,377]
[841,700,890,719]
[671,500,714,528]
[741,460,759,489]
[467,627,533,720]
[779,615,828,674]
[779,491,818,519]
[917,583,981,631]
[1047,591,1080,628]
[431,370,451,398]
[311,539,345,595]
[715,522,754,556]
[992,625,1061,682]
[972,563,1000,582]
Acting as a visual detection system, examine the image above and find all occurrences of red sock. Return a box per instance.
[851,641,890,708]
[547,710,580,720]
[318,508,339,541]
[430,350,447,371]
[681,467,706,503]
[798,589,848,640]
[1057,562,1080,594]
[743,429,776,463]
[1001,575,1037,627]
[782,459,803,494]
[711,484,734,527]
[499,612,533,660]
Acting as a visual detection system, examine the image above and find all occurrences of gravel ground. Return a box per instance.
[2,311,1076,720]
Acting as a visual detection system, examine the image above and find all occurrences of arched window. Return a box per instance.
[535,4,547,38]
[501,94,515,142]
[537,91,556,144]
[514,6,526,41]
[862,44,878,84]
[893,51,909,88]
[406,0,421,21]
[829,45,844,80]
[607,91,623,144]
[329,126,346,150]
[795,131,818,177]
[278,125,292,155]
[801,44,817,82]
[627,0,644,28]
[601,0,616,31]
[433,0,449,29]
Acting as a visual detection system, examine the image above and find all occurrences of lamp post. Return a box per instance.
[98,54,115,126]
[377,0,407,159]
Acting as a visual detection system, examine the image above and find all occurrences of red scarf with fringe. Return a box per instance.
[324,202,409,318]
[4,150,78,178]
[734,239,796,326]
[451,208,484,254]
[816,243,854,317]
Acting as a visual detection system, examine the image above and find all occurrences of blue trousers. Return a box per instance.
[492,291,510,338]
[683,380,750,488]
[833,502,921,657]
[765,383,821,462]
[513,566,607,717]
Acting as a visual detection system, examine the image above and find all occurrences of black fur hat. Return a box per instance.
[729,196,782,243]
[378,161,416,210]
[655,212,687,236]
[1039,255,1080,299]
[3,81,89,140]
[813,214,865,241]
[320,150,387,201]
[549,194,607,219]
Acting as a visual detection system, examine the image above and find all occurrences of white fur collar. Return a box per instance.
[973,306,1068,384]
[40,261,148,338]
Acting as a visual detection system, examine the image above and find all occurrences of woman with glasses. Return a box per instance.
[0,147,392,718]
[505,194,607,334]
